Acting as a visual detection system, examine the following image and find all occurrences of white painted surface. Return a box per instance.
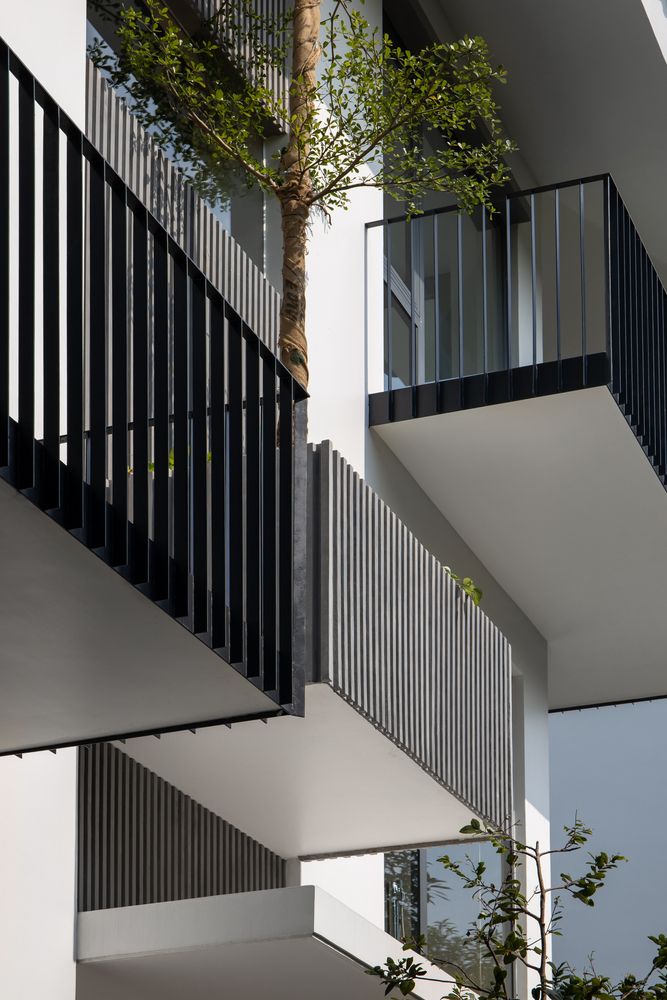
[422,0,667,279]
[301,854,385,928]
[76,886,448,1000]
[376,386,667,709]
[118,683,477,859]
[306,0,384,472]
[0,750,77,1000]
[0,0,87,129]
[0,478,274,753]
[308,186,383,472]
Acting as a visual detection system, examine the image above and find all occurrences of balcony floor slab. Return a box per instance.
[76,886,446,1000]
[0,479,275,754]
[116,682,476,859]
[376,385,667,709]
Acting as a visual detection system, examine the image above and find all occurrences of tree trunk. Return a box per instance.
[277,0,321,390]
[279,190,310,387]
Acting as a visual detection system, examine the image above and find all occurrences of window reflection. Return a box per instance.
[385,841,502,993]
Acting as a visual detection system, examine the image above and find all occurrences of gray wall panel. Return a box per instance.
[77,743,286,911]
[309,442,513,829]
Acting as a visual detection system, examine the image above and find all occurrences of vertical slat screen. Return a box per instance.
[187,0,289,129]
[85,59,281,355]
[77,743,286,911]
[0,38,306,718]
[309,441,513,830]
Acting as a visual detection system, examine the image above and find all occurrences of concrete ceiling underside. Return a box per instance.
[117,683,476,860]
[414,0,667,279]
[376,387,667,709]
[0,479,275,754]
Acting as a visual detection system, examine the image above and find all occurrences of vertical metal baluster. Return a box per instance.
[131,203,148,584]
[278,371,294,706]
[0,42,8,471]
[190,272,207,635]
[87,149,106,550]
[261,351,277,690]
[433,214,441,390]
[209,294,226,651]
[171,248,189,618]
[110,178,128,569]
[42,96,60,511]
[245,332,261,678]
[17,65,35,491]
[227,304,244,665]
[530,193,537,385]
[482,204,488,378]
[457,211,464,390]
[555,188,562,390]
[65,127,83,530]
[385,221,392,392]
[151,227,169,600]
[605,179,616,397]
[505,197,512,387]
[579,182,587,385]
[409,217,417,394]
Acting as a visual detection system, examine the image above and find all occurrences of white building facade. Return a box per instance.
[1,0,667,997]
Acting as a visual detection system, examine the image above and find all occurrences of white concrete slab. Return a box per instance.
[0,478,275,753]
[76,886,449,1000]
[377,386,667,709]
[117,683,476,859]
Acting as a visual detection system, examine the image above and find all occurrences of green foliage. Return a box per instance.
[368,819,666,1000]
[89,0,514,216]
[445,568,483,606]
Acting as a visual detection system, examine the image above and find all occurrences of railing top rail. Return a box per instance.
[1,37,307,402]
[366,172,614,229]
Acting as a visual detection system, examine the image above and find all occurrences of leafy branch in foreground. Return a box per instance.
[369,818,667,1000]
[90,0,514,390]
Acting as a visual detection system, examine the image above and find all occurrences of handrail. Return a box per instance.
[366,172,614,229]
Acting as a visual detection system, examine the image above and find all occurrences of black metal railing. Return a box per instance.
[369,175,667,486]
[609,184,667,480]
[369,175,611,408]
[0,38,307,711]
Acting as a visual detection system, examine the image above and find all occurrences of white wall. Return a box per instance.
[0,0,87,129]
[0,750,78,1000]
[298,855,386,929]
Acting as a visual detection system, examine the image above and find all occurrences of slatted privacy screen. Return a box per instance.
[86,60,281,354]
[0,39,306,708]
[78,742,286,911]
[188,0,289,122]
[309,442,512,829]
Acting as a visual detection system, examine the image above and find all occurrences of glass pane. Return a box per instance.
[385,850,420,942]
[435,212,460,381]
[417,216,436,383]
[424,841,503,992]
[390,297,412,388]
[534,189,559,364]
[461,209,485,377]
[557,185,584,360]
[582,180,606,355]
[507,196,535,368]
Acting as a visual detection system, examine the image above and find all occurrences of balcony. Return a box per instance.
[367,175,667,709]
[73,742,454,1000]
[0,38,307,754]
[113,443,511,858]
